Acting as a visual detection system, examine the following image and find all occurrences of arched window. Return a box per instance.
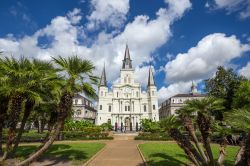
[136,91,139,97]
[109,105,112,112]
[108,119,111,124]
[76,109,81,115]
[117,92,119,97]
[100,105,102,110]
[144,105,147,112]
[153,105,156,110]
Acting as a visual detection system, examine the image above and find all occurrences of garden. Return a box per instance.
[137,67,250,166]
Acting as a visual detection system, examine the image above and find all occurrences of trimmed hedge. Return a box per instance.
[134,132,173,141]
[62,131,113,140]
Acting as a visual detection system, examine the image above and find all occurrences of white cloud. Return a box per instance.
[87,0,130,29]
[212,0,250,19]
[239,62,250,79]
[165,33,250,83]
[158,81,193,103]
[0,0,192,88]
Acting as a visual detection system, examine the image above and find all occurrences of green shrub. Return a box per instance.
[134,132,173,141]
[62,131,113,140]
[140,119,161,133]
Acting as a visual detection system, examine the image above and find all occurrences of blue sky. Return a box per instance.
[0,0,250,102]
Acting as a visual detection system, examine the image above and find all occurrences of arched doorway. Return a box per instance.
[124,117,130,131]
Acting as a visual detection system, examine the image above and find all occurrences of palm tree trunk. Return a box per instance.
[169,128,202,166]
[235,133,250,166]
[1,94,23,161]
[217,136,227,165]
[183,116,208,164]
[17,92,73,166]
[17,120,64,166]
[0,125,3,157]
[0,97,9,156]
[197,112,215,166]
[11,101,34,157]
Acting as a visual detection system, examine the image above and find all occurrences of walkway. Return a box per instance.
[85,134,145,166]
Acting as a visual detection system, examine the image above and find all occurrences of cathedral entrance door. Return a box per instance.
[125,117,130,131]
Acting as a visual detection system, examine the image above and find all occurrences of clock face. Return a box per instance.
[125,87,131,93]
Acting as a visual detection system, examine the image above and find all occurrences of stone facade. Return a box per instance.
[159,83,206,119]
[72,94,97,123]
[96,45,159,131]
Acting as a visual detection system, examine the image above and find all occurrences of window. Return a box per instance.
[76,110,81,115]
[125,106,127,111]
[108,119,111,124]
[172,99,175,103]
[100,105,102,110]
[136,91,139,97]
[144,105,147,112]
[128,106,130,111]
[101,91,103,96]
[109,105,112,112]
[153,105,155,110]
[75,99,78,105]
[117,92,119,97]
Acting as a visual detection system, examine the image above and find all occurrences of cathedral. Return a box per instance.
[96,45,159,131]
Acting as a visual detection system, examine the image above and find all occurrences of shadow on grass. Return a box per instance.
[148,153,187,166]
[16,144,88,166]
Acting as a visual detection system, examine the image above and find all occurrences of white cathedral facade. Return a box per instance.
[96,45,159,131]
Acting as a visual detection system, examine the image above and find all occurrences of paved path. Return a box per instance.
[86,134,145,166]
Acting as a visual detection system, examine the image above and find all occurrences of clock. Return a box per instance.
[125,87,131,93]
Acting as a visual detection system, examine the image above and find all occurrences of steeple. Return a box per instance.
[99,64,107,87]
[148,66,155,86]
[122,44,132,69]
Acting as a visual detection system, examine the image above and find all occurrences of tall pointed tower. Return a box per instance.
[97,64,108,124]
[120,45,135,85]
[147,66,159,121]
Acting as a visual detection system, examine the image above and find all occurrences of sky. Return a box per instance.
[0,0,250,103]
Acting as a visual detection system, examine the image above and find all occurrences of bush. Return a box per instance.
[100,122,113,131]
[134,132,173,141]
[62,131,113,140]
[64,120,94,131]
[140,119,161,133]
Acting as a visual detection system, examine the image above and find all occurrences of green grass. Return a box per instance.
[139,142,239,166]
[15,142,105,165]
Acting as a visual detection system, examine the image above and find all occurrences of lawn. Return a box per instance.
[15,142,105,165]
[139,142,239,166]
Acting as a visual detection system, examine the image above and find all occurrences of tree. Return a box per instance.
[17,56,98,166]
[0,57,42,160]
[224,109,250,166]
[205,66,245,119]
[233,80,250,109]
[161,98,225,166]
[11,60,62,157]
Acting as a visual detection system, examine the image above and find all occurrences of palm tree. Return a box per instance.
[177,106,208,164]
[160,116,203,166]
[224,109,250,166]
[186,97,224,166]
[10,59,62,157]
[0,57,37,160]
[17,56,98,166]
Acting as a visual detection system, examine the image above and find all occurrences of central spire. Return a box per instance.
[148,65,155,86]
[99,64,107,87]
[122,44,132,69]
